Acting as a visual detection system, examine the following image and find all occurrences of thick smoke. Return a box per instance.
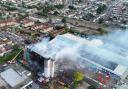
[28,37,50,56]
[55,44,80,62]
[98,29,128,57]
[54,28,128,68]
[86,28,128,67]
[29,28,128,69]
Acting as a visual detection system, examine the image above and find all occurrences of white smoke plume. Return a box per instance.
[28,37,50,56]
[55,44,80,62]
[54,28,128,68]
[98,29,128,57]
[28,28,128,69]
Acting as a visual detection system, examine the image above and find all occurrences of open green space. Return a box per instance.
[0,45,23,64]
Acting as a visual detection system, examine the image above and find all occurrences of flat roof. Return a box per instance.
[118,85,128,89]
[0,68,26,87]
[80,49,118,71]
[114,65,127,76]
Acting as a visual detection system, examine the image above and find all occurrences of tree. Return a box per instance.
[0,12,2,16]
[98,18,104,24]
[53,11,59,16]
[43,86,49,89]
[12,44,19,51]
[74,71,84,82]
[73,71,84,89]
[97,28,107,35]
[96,4,107,14]
[121,19,127,24]
[78,0,83,3]
[62,17,66,24]
[82,13,94,21]
[87,85,96,89]
[55,4,64,9]
[55,26,64,30]
[63,87,69,89]
[0,86,6,89]
[68,5,76,10]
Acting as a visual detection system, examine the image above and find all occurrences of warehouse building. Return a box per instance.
[26,33,128,82]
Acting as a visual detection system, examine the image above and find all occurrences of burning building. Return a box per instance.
[24,33,128,83]
[24,38,55,78]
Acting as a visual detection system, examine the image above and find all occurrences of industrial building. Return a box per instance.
[0,67,33,89]
[25,33,128,83]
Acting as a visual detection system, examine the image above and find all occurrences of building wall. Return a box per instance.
[121,69,128,80]
[44,60,51,78]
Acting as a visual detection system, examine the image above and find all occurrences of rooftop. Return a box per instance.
[0,68,27,87]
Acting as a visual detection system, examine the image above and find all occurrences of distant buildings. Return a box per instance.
[0,35,13,56]
[50,0,64,4]
[0,18,16,28]
[107,1,128,22]
[49,28,65,37]
[21,18,34,27]
[31,23,53,33]
[50,0,76,5]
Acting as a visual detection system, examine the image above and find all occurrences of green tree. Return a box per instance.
[62,17,67,26]
[54,11,59,16]
[43,86,49,89]
[98,18,104,24]
[82,13,94,21]
[12,44,19,51]
[0,12,2,16]
[62,17,66,23]
[68,5,76,10]
[87,85,96,89]
[121,19,127,24]
[96,4,107,14]
[97,28,107,35]
[55,4,64,9]
[74,71,84,82]
[63,87,69,89]
[78,0,83,3]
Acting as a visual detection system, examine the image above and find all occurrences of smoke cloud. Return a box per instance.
[98,29,128,57]
[29,28,128,69]
[54,28,128,68]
